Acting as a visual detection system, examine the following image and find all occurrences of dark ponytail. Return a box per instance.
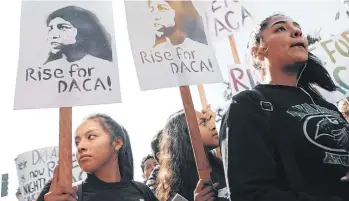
[297,52,337,98]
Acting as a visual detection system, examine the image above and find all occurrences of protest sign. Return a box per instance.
[14,1,121,110]
[205,0,255,41]
[1,173,8,197]
[309,30,349,104]
[15,146,85,201]
[228,64,261,96]
[125,0,223,90]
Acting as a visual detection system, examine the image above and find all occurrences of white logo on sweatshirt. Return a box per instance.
[287,103,349,166]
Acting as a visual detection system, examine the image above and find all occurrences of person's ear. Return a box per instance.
[156,152,161,162]
[112,137,123,151]
[251,45,265,61]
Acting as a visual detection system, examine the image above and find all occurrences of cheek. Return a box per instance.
[163,10,175,25]
[199,127,210,140]
[62,29,77,44]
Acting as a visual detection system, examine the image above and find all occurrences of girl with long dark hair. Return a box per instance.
[36,114,157,201]
[220,14,349,201]
[156,109,228,201]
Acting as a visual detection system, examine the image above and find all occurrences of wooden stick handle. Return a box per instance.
[58,107,72,186]
[197,84,208,108]
[229,35,241,64]
[179,86,211,180]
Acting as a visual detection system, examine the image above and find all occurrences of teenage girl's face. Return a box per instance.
[253,15,308,72]
[196,111,218,148]
[75,119,121,173]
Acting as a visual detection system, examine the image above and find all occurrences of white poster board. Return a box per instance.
[228,64,261,97]
[15,146,86,201]
[14,1,121,110]
[125,0,223,90]
[309,29,349,104]
[205,0,255,41]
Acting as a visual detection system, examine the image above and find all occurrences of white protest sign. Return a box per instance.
[15,146,86,201]
[125,0,223,90]
[309,30,349,104]
[228,64,261,96]
[14,1,121,110]
[205,0,255,41]
[343,0,349,10]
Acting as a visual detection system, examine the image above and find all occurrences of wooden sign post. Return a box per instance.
[58,107,73,186]
[229,35,241,64]
[180,86,211,180]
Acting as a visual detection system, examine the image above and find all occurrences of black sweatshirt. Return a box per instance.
[36,174,158,201]
[220,85,349,201]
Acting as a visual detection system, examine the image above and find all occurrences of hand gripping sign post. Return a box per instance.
[125,0,224,180]
[14,1,121,190]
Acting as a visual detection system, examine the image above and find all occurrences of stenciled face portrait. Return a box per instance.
[148,0,176,37]
[47,17,77,54]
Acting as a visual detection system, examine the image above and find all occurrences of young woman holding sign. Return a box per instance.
[220,14,349,201]
[156,108,229,201]
[36,114,157,201]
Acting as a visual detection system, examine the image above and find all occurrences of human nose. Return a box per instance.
[291,27,303,38]
[77,139,87,154]
[49,28,60,39]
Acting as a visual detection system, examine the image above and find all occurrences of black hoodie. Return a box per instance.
[220,85,349,201]
[35,174,158,201]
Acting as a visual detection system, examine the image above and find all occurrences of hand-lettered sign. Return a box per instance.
[205,0,255,41]
[125,0,223,90]
[15,146,86,201]
[14,1,121,109]
[309,29,349,104]
[228,64,261,96]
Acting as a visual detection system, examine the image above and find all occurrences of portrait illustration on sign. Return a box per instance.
[125,0,223,90]
[148,0,207,48]
[14,1,121,110]
[45,5,113,65]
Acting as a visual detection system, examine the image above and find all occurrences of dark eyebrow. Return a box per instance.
[75,129,99,140]
[271,20,300,28]
[271,20,286,27]
[58,23,73,27]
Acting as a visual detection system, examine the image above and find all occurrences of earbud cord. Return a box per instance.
[296,62,336,124]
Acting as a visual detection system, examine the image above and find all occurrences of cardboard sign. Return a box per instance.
[205,0,255,41]
[228,64,261,96]
[309,30,349,104]
[125,0,223,90]
[14,1,121,109]
[15,146,85,201]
